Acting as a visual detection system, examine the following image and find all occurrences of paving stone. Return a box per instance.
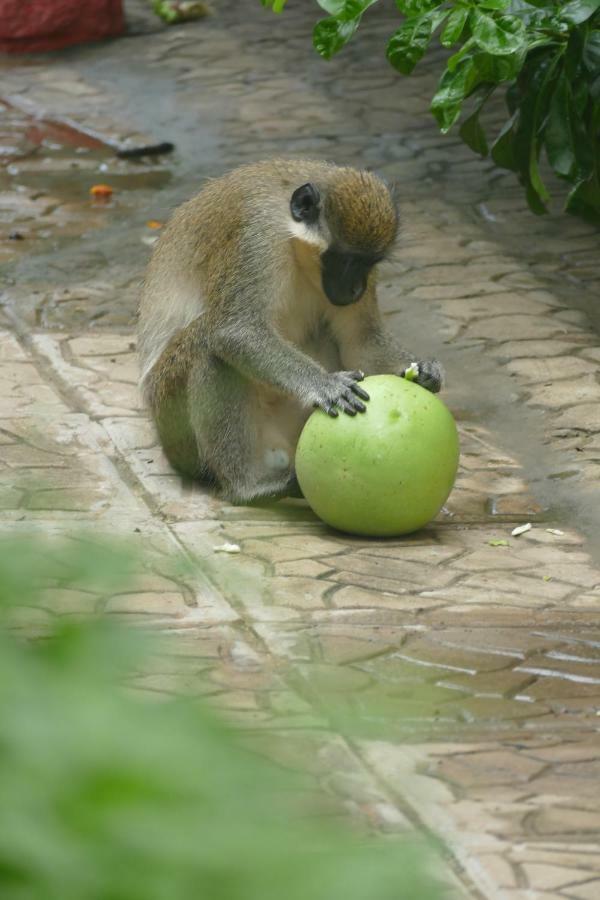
[476,855,518,889]
[437,670,536,699]
[464,315,572,342]
[487,493,547,518]
[309,632,395,665]
[505,356,598,384]
[553,404,600,432]
[105,591,191,616]
[398,636,515,674]
[331,585,420,611]
[323,553,460,590]
[532,807,600,836]
[520,864,597,891]
[495,340,590,359]
[460,572,578,603]
[563,879,600,899]
[527,742,600,764]
[433,750,545,787]
[527,380,600,410]
[243,535,346,563]
[514,653,600,684]
[449,547,536,573]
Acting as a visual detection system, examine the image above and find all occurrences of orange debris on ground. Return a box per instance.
[89,184,114,198]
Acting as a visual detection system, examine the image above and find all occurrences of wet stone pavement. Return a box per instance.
[2,1,600,897]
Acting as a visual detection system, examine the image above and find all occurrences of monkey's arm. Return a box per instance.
[331,289,444,393]
[209,319,369,417]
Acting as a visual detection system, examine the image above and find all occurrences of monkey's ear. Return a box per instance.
[290,183,320,225]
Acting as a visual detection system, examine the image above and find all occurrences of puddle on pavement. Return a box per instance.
[0,99,172,327]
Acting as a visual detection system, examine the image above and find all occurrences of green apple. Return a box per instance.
[295,374,459,537]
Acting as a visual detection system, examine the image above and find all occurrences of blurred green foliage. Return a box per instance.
[0,536,438,900]
[262,0,600,222]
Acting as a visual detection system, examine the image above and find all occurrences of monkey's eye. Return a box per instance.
[290,183,320,225]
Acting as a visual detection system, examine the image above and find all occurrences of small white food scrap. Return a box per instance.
[511,523,532,537]
[545,528,565,536]
[214,542,241,554]
[404,362,419,382]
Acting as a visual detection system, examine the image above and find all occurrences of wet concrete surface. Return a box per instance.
[1,2,600,896]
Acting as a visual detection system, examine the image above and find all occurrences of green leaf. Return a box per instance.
[387,10,448,74]
[583,29,600,73]
[317,0,380,21]
[313,17,360,57]
[431,57,481,132]
[528,142,550,207]
[491,112,518,169]
[479,0,510,8]
[395,0,440,14]
[313,0,380,55]
[474,48,526,81]
[440,7,469,48]
[561,0,600,25]
[260,0,288,10]
[459,109,489,155]
[572,79,589,115]
[447,37,476,72]
[511,51,562,213]
[459,85,496,155]
[525,181,548,214]
[566,172,600,222]
[0,534,440,900]
[471,10,527,55]
[544,71,577,177]
[570,101,596,179]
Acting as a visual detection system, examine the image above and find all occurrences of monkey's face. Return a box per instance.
[319,247,380,306]
[290,172,398,307]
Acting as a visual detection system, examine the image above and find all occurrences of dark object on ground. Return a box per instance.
[0,0,124,53]
[8,231,24,241]
[116,141,175,158]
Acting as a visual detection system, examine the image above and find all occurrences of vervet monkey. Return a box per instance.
[138,159,443,503]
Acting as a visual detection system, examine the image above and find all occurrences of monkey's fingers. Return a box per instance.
[313,400,339,418]
[340,391,367,415]
[338,399,358,416]
[349,382,370,402]
[342,390,366,413]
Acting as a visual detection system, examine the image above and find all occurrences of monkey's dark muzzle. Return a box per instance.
[321,249,371,306]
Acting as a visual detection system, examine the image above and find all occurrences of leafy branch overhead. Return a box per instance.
[262,0,600,222]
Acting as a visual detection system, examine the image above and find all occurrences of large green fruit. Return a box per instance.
[295,374,459,537]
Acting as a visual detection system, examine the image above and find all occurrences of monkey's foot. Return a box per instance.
[283,473,304,499]
[221,471,303,505]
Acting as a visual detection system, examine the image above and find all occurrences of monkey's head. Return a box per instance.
[290,169,398,306]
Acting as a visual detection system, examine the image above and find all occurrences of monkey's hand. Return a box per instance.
[402,360,444,394]
[312,370,370,418]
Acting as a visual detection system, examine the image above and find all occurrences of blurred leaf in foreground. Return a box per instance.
[0,535,438,900]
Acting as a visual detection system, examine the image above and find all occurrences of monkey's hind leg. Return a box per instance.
[188,359,299,505]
